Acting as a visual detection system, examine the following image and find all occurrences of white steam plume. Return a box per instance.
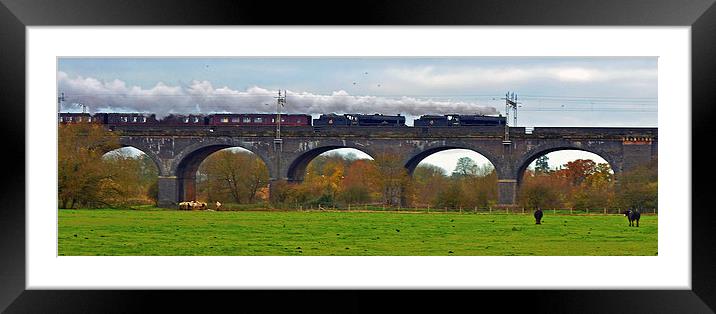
[58,72,498,117]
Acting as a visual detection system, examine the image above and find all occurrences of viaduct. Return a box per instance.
[113,125,657,208]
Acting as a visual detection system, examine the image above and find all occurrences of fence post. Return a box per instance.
[586,208,589,215]
[553,208,556,215]
[570,207,573,214]
[521,207,524,214]
[489,206,492,214]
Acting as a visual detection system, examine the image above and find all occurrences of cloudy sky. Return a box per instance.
[60,57,657,172]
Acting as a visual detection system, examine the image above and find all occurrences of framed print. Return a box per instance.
[3,0,716,312]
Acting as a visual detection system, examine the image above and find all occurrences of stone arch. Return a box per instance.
[104,143,164,175]
[285,145,376,182]
[514,143,622,185]
[403,145,505,178]
[172,141,272,202]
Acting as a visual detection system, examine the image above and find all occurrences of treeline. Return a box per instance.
[59,123,657,211]
[519,158,658,211]
[58,124,157,208]
[269,153,498,209]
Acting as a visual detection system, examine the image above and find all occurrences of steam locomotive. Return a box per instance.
[58,112,505,127]
[312,113,406,127]
[414,114,506,127]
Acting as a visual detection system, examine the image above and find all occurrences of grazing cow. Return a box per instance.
[534,208,544,225]
[624,209,641,227]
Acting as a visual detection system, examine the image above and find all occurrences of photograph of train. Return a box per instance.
[55,56,658,263]
[58,112,505,128]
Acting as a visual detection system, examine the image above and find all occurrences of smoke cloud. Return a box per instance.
[58,72,498,118]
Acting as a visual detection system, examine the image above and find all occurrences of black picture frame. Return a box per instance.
[2,0,715,312]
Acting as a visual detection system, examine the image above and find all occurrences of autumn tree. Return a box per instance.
[614,158,657,211]
[197,149,269,204]
[570,162,615,210]
[562,159,597,186]
[460,166,498,208]
[338,159,375,205]
[518,171,566,210]
[58,123,121,208]
[368,151,412,207]
[412,163,448,207]
[101,153,159,205]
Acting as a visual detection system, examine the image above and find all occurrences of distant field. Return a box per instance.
[58,209,658,256]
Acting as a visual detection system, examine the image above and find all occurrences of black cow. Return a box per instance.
[624,209,641,227]
[534,208,543,225]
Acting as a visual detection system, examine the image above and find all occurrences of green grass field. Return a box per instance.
[58,208,658,256]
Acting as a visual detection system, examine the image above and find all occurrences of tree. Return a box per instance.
[614,158,657,211]
[412,163,448,207]
[368,151,412,206]
[434,179,464,209]
[198,150,269,204]
[518,174,565,210]
[534,155,550,174]
[452,157,478,177]
[338,160,375,204]
[58,123,121,208]
[460,168,498,208]
[562,159,597,186]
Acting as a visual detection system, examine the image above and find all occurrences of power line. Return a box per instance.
[60,92,657,101]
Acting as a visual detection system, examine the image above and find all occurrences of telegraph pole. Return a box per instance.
[274,89,286,149]
[501,92,520,144]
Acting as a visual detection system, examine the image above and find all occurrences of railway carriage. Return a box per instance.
[208,113,312,126]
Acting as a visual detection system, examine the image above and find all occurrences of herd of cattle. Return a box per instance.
[533,208,642,227]
[178,200,209,210]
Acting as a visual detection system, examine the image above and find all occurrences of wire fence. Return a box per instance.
[217,202,658,215]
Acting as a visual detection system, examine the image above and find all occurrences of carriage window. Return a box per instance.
[220,117,229,123]
[281,118,285,123]
[254,117,263,123]
[193,117,200,123]
[87,117,92,122]
[243,117,251,123]
[183,117,190,123]
[121,116,128,122]
[142,117,147,123]
[132,117,138,122]
[231,117,240,123]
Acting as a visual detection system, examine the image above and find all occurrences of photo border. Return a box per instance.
[2,0,715,312]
